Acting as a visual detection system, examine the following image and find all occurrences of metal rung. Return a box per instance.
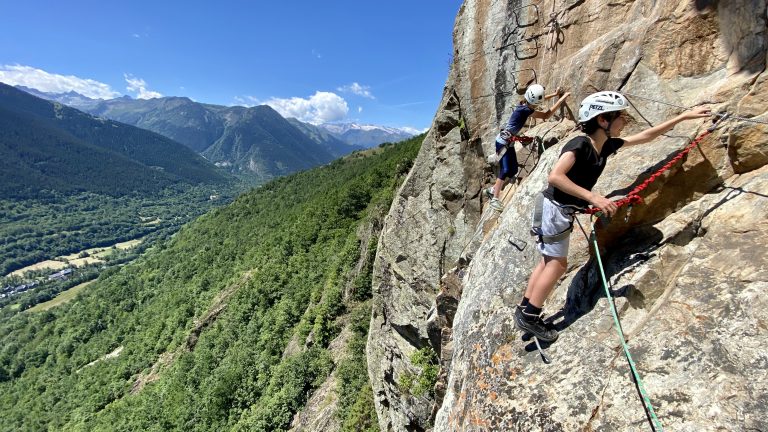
[511,3,540,27]
[509,68,538,90]
[514,38,540,60]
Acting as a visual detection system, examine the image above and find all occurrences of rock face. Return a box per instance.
[367,84,485,430]
[369,0,768,430]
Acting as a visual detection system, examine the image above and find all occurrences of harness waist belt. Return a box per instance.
[531,192,574,244]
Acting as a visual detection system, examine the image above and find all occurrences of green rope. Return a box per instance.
[589,219,664,432]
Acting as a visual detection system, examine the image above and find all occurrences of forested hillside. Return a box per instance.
[0,136,422,431]
[0,185,237,282]
[0,83,239,278]
[200,105,336,181]
[0,83,229,198]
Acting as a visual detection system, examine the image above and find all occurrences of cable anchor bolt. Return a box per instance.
[709,112,731,132]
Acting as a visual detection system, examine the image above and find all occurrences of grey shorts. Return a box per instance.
[535,197,575,258]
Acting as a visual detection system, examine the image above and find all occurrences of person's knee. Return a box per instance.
[544,255,568,272]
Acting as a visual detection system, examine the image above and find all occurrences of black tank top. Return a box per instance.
[544,136,624,206]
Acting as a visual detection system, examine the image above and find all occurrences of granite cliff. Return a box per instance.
[368,0,767,430]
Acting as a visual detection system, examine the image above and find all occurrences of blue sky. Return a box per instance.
[0,1,462,131]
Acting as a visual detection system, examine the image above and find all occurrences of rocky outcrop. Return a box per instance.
[370,0,767,430]
[367,82,486,430]
[289,327,352,432]
[434,141,768,430]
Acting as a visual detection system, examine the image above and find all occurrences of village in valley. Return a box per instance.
[0,239,141,307]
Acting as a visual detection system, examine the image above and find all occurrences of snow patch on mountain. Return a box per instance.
[317,122,420,148]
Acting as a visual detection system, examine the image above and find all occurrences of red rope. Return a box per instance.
[585,129,711,215]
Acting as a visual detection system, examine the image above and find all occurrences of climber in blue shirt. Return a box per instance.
[487,84,571,211]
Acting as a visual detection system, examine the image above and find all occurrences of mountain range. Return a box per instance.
[55,95,339,181]
[0,83,230,198]
[285,118,365,157]
[317,122,416,148]
[15,87,416,181]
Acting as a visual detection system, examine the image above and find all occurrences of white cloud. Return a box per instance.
[399,126,429,135]
[233,95,260,107]
[264,91,349,124]
[0,64,121,99]
[358,106,363,113]
[124,74,162,99]
[337,82,375,99]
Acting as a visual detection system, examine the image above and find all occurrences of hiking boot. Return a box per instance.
[516,304,557,325]
[484,186,495,199]
[490,198,504,212]
[514,307,558,343]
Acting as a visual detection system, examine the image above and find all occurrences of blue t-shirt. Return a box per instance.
[496,103,535,144]
[505,103,535,134]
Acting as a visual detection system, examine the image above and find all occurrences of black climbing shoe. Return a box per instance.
[514,307,559,343]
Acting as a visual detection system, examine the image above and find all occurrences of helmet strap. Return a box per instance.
[604,121,613,139]
[599,114,613,139]
[602,111,623,139]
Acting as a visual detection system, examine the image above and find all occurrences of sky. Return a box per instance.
[0,1,463,132]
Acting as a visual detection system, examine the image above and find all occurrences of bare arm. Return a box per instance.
[548,151,619,215]
[544,87,564,100]
[531,91,572,120]
[623,106,711,146]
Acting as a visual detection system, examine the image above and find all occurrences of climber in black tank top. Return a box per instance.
[513,91,711,343]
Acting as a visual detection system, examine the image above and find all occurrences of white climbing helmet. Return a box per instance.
[524,84,545,106]
[578,91,629,123]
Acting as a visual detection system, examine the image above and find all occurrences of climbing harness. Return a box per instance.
[530,192,574,244]
[583,115,730,217]
[489,133,535,164]
[502,132,535,146]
